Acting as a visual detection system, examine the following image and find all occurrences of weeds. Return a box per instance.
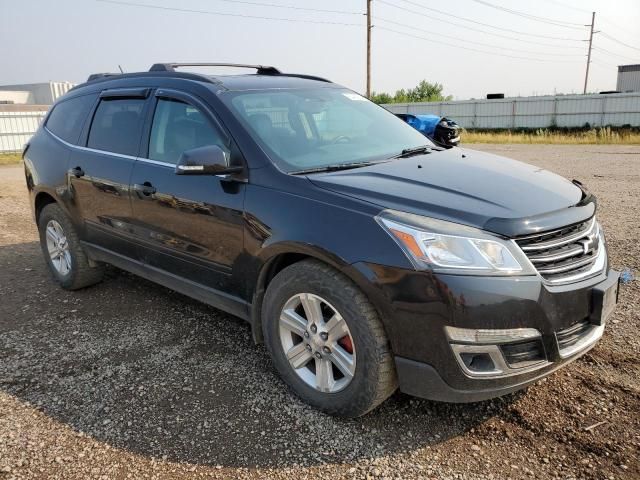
[462,127,640,144]
[0,153,22,166]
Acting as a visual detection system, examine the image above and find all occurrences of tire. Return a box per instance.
[38,203,104,290]
[262,259,397,417]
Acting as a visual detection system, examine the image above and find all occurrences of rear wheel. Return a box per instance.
[38,203,104,290]
[262,259,397,417]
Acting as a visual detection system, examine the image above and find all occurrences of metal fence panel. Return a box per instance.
[0,108,48,152]
[383,92,640,129]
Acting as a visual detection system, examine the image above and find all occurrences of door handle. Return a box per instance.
[68,166,85,178]
[133,182,156,196]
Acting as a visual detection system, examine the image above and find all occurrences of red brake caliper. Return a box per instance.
[338,335,354,354]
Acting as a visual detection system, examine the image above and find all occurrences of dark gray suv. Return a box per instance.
[24,63,620,417]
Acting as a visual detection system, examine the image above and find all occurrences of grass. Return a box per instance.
[0,153,22,166]
[462,127,640,145]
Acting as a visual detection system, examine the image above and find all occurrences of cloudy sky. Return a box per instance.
[1,0,638,99]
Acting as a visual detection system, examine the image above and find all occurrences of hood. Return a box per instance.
[308,148,595,237]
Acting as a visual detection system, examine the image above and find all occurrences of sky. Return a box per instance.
[0,0,639,100]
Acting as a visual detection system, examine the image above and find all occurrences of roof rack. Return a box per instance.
[84,63,332,86]
[87,73,120,82]
[149,63,282,75]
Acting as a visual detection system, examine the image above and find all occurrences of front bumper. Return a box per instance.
[351,261,619,403]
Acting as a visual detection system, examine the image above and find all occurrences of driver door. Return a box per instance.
[129,89,246,304]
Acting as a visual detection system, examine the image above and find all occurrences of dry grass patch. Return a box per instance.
[463,127,640,145]
[0,153,22,166]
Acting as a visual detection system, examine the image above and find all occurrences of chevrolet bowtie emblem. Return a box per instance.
[579,233,598,255]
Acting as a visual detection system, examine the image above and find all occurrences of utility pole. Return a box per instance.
[583,11,595,94]
[366,0,372,98]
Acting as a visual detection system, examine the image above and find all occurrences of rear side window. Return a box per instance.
[46,94,96,144]
[149,98,226,164]
[87,98,146,156]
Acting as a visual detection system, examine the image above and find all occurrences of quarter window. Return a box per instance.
[87,98,146,156]
[149,99,226,165]
[46,94,96,144]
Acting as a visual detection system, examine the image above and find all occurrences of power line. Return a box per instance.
[376,25,583,63]
[377,0,583,48]
[598,17,640,43]
[536,0,590,14]
[591,59,618,69]
[381,0,585,42]
[95,0,363,26]
[600,32,640,53]
[375,17,584,57]
[468,0,586,29]
[539,0,639,44]
[593,46,639,63]
[190,0,364,16]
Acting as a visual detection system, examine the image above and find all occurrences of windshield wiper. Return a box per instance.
[290,161,386,175]
[393,145,433,159]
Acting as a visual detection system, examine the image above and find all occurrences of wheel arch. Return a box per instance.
[249,243,389,346]
[34,191,58,223]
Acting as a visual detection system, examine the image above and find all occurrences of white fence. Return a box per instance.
[383,92,640,129]
[0,107,48,153]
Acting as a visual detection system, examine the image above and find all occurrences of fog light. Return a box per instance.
[447,325,549,378]
[445,326,541,344]
[460,352,496,373]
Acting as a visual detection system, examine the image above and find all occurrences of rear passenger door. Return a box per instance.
[129,89,246,302]
[68,88,150,258]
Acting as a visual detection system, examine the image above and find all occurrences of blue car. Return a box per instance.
[396,113,461,148]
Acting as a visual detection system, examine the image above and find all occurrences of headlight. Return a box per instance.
[376,210,535,275]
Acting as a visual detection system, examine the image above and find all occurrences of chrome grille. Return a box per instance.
[556,320,592,351]
[515,218,601,282]
[499,339,546,369]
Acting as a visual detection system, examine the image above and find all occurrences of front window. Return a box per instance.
[149,98,227,165]
[224,88,432,172]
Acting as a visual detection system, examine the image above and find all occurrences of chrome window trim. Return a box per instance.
[45,126,175,167]
[136,157,175,168]
[45,126,138,161]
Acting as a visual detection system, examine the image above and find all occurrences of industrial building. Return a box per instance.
[617,65,640,93]
[0,81,75,105]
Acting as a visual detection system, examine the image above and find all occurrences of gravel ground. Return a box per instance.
[0,144,638,479]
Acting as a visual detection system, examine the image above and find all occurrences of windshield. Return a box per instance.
[223,87,434,173]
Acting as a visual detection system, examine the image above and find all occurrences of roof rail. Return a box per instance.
[278,73,332,83]
[87,73,120,82]
[149,63,281,75]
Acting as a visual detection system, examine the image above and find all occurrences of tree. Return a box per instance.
[369,80,452,104]
[406,80,452,103]
[369,91,393,104]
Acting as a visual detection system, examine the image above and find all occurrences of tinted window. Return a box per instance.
[225,88,432,173]
[149,99,226,164]
[46,94,96,144]
[87,98,146,156]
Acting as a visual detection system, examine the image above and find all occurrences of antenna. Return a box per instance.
[118,65,124,73]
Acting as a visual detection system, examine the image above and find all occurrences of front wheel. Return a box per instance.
[262,259,397,417]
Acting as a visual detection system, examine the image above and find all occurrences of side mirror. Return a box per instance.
[175,145,243,176]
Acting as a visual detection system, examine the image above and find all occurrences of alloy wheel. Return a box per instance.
[278,293,356,393]
[45,219,72,276]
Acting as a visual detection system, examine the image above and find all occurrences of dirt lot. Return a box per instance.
[0,144,638,479]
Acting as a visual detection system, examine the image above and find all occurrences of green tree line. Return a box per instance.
[370,80,452,105]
